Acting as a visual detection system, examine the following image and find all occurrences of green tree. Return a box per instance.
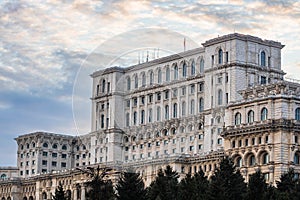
[82,166,115,200]
[52,182,67,200]
[178,169,209,200]
[116,171,147,200]
[147,165,179,200]
[246,170,268,200]
[209,156,246,200]
[276,168,300,200]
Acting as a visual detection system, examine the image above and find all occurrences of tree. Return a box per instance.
[80,166,115,200]
[52,182,67,200]
[276,168,300,200]
[147,165,179,200]
[246,170,268,200]
[116,171,147,200]
[209,156,247,200]
[178,170,209,200]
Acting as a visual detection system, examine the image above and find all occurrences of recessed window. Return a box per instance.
[235,112,242,125]
[295,108,300,120]
[261,108,268,121]
[43,143,48,148]
[260,51,266,66]
[191,61,195,75]
[182,62,187,77]
[200,59,204,73]
[52,144,58,149]
[248,110,254,123]
[218,49,223,64]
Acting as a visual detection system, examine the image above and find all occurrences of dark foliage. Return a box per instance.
[246,170,268,200]
[116,171,147,200]
[52,183,67,200]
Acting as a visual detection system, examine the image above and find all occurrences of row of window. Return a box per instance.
[234,108,268,125]
[126,59,205,91]
[41,142,68,150]
[42,151,68,159]
[125,99,204,126]
[41,160,67,168]
[234,152,270,167]
[231,136,269,148]
[235,107,300,125]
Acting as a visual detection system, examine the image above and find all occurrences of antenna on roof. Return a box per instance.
[184,37,186,52]
[138,52,140,64]
[146,50,149,62]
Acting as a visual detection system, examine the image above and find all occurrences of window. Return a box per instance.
[140,110,145,124]
[157,107,161,121]
[134,75,138,88]
[235,112,242,125]
[149,71,154,85]
[42,160,47,166]
[198,82,204,92]
[236,157,242,167]
[225,52,229,63]
[181,87,186,95]
[52,144,58,149]
[172,88,178,98]
[62,154,67,159]
[165,90,169,99]
[191,61,195,75]
[295,108,300,120]
[148,109,153,123]
[294,152,300,164]
[101,114,105,128]
[42,152,48,157]
[182,102,186,116]
[43,143,48,148]
[149,94,153,103]
[261,76,267,84]
[126,113,130,126]
[190,84,195,94]
[52,153,57,158]
[261,108,268,121]
[158,69,162,83]
[249,155,256,166]
[165,105,169,120]
[217,89,223,105]
[142,73,146,87]
[166,67,170,81]
[217,138,222,145]
[101,79,106,93]
[211,55,214,66]
[133,111,137,125]
[126,77,131,90]
[248,110,254,123]
[156,92,161,101]
[173,103,177,118]
[52,161,57,167]
[218,49,223,64]
[174,64,178,80]
[182,62,187,77]
[190,100,195,115]
[61,162,67,168]
[262,153,269,164]
[261,51,266,66]
[200,59,204,73]
[62,145,67,150]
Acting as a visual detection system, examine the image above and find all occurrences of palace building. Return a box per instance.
[1,33,300,200]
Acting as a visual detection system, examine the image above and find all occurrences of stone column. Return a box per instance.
[81,186,86,200]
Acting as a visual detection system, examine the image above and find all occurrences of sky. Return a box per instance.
[1,0,300,166]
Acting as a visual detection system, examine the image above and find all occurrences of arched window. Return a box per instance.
[217,89,223,105]
[101,114,105,128]
[157,107,161,121]
[134,75,138,88]
[32,142,35,148]
[148,109,153,123]
[142,73,146,87]
[295,108,300,120]
[235,157,242,167]
[200,59,204,73]
[173,103,177,118]
[141,110,145,124]
[199,98,204,112]
[190,100,195,115]
[166,67,170,82]
[218,49,223,64]
[43,143,48,148]
[261,51,266,66]
[0,174,7,179]
[261,107,268,121]
[126,77,131,91]
[182,101,186,116]
[42,192,47,200]
[52,144,58,149]
[133,111,137,125]
[191,60,195,75]
[182,62,187,77]
[235,112,242,125]
[248,110,254,123]
[102,79,106,93]
[249,154,256,166]
[62,145,67,150]
[149,71,154,85]
[174,64,178,80]
[125,113,130,126]
[165,105,169,120]
[294,151,300,164]
[157,69,162,83]
[262,153,269,164]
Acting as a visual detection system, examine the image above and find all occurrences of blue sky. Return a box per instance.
[1,0,300,166]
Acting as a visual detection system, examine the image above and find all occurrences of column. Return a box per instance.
[81,186,86,200]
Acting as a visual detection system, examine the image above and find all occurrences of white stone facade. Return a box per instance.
[1,33,300,200]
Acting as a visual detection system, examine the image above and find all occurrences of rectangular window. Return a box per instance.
[133,98,138,106]
[149,94,153,103]
[199,134,203,139]
[181,87,186,95]
[52,153,57,158]
[141,96,145,105]
[148,143,151,148]
[172,88,178,98]
[226,52,229,63]
[181,147,185,153]
[172,139,176,144]
[42,160,47,166]
[190,84,195,94]
[189,146,194,151]
[156,92,161,101]
[245,139,248,146]
[165,90,169,99]
[126,100,130,107]
[218,76,222,84]
[198,82,204,92]
[261,76,267,84]
[42,151,48,157]
[52,161,57,167]
[61,162,66,168]
[26,170,29,175]
[62,154,67,159]
[211,55,214,66]
[199,144,203,150]
[32,169,35,174]
[295,136,298,144]
[32,160,35,165]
